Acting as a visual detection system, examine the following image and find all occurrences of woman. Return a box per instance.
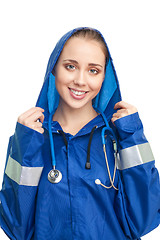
[0,27,160,240]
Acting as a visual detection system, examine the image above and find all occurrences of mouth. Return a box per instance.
[68,88,88,99]
[69,88,87,96]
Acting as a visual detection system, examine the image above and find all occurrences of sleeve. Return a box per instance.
[114,112,160,239]
[0,122,44,240]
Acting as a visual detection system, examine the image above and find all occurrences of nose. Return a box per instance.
[73,70,86,86]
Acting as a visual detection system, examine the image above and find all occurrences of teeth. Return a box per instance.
[70,89,86,96]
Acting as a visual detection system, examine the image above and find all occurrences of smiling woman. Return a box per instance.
[0,27,160,240]
[53,36,106,132]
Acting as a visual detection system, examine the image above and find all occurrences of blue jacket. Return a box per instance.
[0,27,160,240]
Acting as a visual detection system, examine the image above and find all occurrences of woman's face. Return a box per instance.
[55,37,106,111]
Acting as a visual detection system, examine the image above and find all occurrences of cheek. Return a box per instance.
[55,69,74,86]
[89,77,104,93]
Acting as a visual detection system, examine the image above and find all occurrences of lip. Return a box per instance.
[69,87,88,92]
[68,87,88,100]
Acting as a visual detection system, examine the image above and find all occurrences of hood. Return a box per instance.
[35,27,122,183]
[36,27,122,122]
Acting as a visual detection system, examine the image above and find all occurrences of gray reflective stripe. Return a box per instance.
[5,155,43,186]
[117,142,155,170]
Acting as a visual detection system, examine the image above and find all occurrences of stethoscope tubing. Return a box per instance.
[48,110,118,190]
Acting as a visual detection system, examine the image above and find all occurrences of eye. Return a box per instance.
[66,64,76,70]
[89,69,98,74]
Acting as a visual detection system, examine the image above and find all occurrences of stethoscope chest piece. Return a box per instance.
[48,169,62,183]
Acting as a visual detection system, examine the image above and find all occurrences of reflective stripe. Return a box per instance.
[5,155,43,186]
[117,142,154,170]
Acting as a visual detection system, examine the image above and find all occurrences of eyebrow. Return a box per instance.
[63,59,103,68]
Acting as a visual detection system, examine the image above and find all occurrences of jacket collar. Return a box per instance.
[43,114,106,137]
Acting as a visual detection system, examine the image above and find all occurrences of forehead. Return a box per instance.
[58,37,106,64]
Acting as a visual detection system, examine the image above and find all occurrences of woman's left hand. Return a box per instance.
[111,101,138,123]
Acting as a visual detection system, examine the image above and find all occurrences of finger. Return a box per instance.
[34,121,43,128]
[114,109,127,114]
[114,101,131,110]
[20,107,44,119]
[34,127,44,134]
[25,119,41,129]
[112,111,127,119]
[111,116,118,123]
[27,121,44,134]
[113,108,132,117]
[25,111,44,125]
[38,113,45,123]
[18,107,44,123]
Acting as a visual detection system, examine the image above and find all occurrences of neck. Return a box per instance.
[53,100,98,134]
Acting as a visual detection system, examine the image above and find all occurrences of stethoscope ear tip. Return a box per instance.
[85,162,91,169]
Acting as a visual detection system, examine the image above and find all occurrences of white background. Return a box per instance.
[0,0,160,239]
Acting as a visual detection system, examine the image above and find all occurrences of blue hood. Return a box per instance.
[36,27,122,121]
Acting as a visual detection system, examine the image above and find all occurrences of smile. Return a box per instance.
[69,88,88,100]
[70,88,86,96]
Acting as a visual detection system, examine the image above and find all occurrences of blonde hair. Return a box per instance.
[70,28,109,60]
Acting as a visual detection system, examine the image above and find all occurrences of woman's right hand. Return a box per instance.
[17,107,45,134]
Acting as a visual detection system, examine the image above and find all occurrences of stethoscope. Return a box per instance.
[48,112,62,183]
[47,109,119,190]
